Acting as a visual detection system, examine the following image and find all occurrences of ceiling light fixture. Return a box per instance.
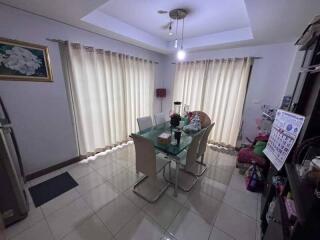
[177,17,186,61]
[174,18,179,48]
[177,49,186,61]
[168,8,188,61]
[168,22,173,36]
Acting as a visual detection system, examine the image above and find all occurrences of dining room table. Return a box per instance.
[134,121,194,197]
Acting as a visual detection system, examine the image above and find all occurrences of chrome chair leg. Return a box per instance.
[192,154,207,177]
[174,162,179,196]
[196,154,206,166]
[163,163,198,193]
[133,165,170,203]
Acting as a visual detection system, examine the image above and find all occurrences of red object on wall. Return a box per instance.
[156,88,166,98]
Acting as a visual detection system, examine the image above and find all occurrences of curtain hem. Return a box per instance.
[208,140,238,155]
[79,139,132,159]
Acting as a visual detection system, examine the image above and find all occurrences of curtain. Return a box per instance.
[173,58,252,147]
[60,43,155,156]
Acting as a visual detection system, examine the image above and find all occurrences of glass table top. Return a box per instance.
[134,122,192,156]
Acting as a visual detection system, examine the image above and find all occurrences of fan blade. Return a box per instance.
[157,10,168,14]
[161,22,171,29]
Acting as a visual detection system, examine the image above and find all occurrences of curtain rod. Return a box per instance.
[171,56,262,64]
[46,38,159,64]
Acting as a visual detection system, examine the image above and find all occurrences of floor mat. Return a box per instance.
[28,172,78,207]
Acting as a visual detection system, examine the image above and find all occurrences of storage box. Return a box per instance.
[158,133,171,145]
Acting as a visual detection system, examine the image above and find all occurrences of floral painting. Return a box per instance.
[0,38,52,82]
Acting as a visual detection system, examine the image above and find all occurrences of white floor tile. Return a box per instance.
[96,162,125,180]
[256,221,261,240]
[82,182,119,211]
[185,190,221,225]
[143,195,183,229]
[41,189,80,216]
[6,149,262,240]
[10,220,54,240]
[117,159,135,169]
[76,172,106,196]
[107,169,139,193]
[63,215,113,240]
[204,149,220,165]
[123,189,148,209]
[168,208,211,240]
[197,177,227,201]
[67,163,94,180]
[5,199,43,239]
[215,203,256,240]
[165,187,189,205]
[205,166,233,185]
[97,195,139,235]
[228,170,247,192]
[216,153,237,168]
[223,187,258,219]
[256,194,262,221]
[90,156,113,170]
[115,212,163,240]
[209,227,235,240]
[160,232,177,240]
[46,198,93,239]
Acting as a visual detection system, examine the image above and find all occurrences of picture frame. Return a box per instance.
[0,38,53,82]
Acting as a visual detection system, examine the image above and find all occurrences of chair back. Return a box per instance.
[131,134,157,177]
[154,112,166,125]
[137,116,153,131]
[198,123,215,156]
[185,130,205,169]
[191,111,211,128]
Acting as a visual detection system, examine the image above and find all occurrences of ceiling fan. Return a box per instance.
[158,8,189,60]
[158,9,188,31]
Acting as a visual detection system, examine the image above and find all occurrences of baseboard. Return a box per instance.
[25,156,81,181]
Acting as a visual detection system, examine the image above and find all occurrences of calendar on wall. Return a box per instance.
[263,110,305,171]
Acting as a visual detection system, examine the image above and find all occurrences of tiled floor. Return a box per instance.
[5,143,261,240]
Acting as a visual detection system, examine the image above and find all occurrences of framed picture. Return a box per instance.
[0,38,52,82]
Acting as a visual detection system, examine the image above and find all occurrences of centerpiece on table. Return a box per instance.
[170,113,181,128]
[169,111,182,145]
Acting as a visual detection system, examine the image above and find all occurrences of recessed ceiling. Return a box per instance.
[1,0,320,54]
[98,0,250,40]
[82,0,253,51]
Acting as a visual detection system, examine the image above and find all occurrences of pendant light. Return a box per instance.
[177,17,186,61]
[174,18,179,48]
[166,8,188,59]
[168,22,173,36]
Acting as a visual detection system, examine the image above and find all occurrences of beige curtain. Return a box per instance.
[60,43,155,156]
[173,58,252,147]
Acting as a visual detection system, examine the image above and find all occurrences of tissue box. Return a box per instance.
[158,133,171,145]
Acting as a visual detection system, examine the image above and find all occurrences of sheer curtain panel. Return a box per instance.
[173,58,252,147]
[60,43,155,156]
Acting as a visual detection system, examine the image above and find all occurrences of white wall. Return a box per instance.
[0,4,165,175]
[162,43,297,142]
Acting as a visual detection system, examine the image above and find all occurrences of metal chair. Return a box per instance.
[131,134,171,203]
[154,112,166,125]
[137,116,153,131]
[192,122,215,176]
[165,130,205,192]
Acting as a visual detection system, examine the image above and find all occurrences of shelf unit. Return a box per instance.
[261,163,320,240]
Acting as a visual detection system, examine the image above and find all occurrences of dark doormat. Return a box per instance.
[28,172,78,207]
